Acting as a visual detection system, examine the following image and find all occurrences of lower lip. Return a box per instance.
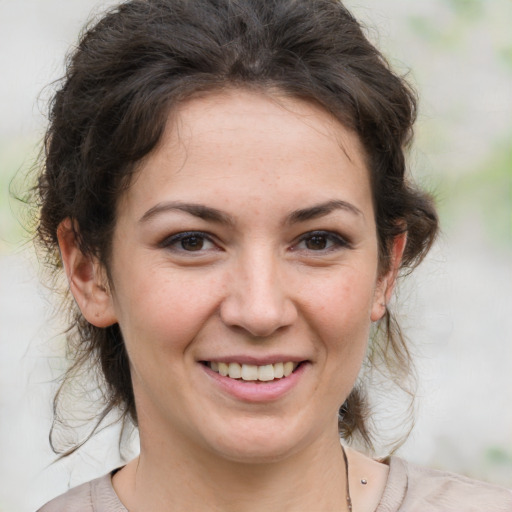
[201,362,309,402]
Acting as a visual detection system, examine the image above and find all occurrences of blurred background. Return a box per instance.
[0,0,511,510]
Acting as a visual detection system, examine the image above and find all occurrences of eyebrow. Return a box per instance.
[286,200,363,224]
[139,201,235,226]
[139,199,362,226]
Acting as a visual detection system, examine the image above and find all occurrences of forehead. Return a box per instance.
[120,89,373,222]
[170,88,366,170]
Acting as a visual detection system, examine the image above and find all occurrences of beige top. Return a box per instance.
[38,456,512,511]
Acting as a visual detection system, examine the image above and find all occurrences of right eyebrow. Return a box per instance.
[139,201,235,227]
[285,199,364,225]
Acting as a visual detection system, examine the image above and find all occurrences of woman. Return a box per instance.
[35,0,511,510]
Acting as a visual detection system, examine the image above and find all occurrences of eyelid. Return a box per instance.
[292,230,352,251]
[158,230,350,253]
[158,230,219,251]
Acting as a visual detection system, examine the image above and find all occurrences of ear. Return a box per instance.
[57,218,117,328]
[370,232,407,322]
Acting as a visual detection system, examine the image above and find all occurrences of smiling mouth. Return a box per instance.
[203,361,303,381]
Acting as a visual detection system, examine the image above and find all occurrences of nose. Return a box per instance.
[219,248,298,338]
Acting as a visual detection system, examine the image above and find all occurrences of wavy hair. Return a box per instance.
[34,0,438,455]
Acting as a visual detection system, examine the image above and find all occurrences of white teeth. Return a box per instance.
[208,361,300,381]
[241,364,258,381]
[258,364,274,381]
[228,362,242,379]
[283,362,294,377]
[273,362,284,379]
[218,362,229,377]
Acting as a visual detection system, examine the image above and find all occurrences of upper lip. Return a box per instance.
[200,355,309,365]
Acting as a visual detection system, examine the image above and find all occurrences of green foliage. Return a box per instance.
[483,446,512,485]
[0,137,38,254]
[407,14,462,49]
[499,45,512,71]
[486,446,512,465]
[445,0,484,20]
[438,134,512,250]
[408,15,442,42]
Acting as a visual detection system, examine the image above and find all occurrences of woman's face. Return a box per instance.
[104,89,391,462]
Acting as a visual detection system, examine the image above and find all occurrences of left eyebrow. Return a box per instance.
[285,200,363,225]
[139,201,235,227]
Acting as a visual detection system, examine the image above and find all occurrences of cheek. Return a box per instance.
[301,267,377,356]
[296,270,375,412]
[307,267,376,323]
[113,264,224,354]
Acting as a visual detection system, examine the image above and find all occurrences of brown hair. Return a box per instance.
[35,0,438,455]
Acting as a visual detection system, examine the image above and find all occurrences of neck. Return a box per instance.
[116,424,349,512]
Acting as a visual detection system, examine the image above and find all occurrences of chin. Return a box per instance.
[211,440,299,465]
[202,416,313,464]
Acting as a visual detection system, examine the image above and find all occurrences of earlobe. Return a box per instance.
[57,218,117,328]
[370,232,407,322]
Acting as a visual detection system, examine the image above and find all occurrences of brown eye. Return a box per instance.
[305,235,328,250]
[161,231,216,253]
[180,235,205,251]
[293,231,350,253]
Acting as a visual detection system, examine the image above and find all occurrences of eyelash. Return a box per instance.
[159,230,350,254]
[293,231,351,252]
[159,231,217,253]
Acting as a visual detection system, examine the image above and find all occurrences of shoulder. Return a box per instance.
[381,456,512,512]
[37,472,127,512]
[37,478,94,512]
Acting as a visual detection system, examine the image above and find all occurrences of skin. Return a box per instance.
[58,89,406,512]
